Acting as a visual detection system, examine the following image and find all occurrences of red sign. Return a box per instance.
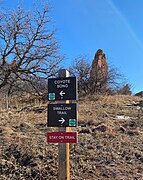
[47,132,78,143]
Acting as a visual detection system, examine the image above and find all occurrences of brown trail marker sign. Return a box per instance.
[48,103,77,127]
[47,69,78,180]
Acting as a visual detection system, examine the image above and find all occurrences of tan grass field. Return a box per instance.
[0,95,143,179]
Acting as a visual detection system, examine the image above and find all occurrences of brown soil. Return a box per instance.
[0,95,143,179]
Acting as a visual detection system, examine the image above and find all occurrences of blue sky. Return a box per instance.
[1,0,143,94]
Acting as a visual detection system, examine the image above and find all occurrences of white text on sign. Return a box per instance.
[54,79,70,89]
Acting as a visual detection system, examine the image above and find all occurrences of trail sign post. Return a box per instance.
[48,77,77,101]
[47,69,78,180]
[48,103,77,127]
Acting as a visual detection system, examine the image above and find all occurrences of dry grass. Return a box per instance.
[0,94,143,179]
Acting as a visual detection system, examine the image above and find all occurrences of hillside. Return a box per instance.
[0,95,143,179]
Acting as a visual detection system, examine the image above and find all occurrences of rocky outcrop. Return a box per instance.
[90,49,108,87]
[135,91,143,97]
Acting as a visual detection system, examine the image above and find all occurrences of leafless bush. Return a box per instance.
[69,55,129,95]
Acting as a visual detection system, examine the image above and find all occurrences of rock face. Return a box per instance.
[90,49,108,88]
[135,91,143,97]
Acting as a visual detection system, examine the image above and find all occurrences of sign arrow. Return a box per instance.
[58,118,65,124]
[60,91,66,97]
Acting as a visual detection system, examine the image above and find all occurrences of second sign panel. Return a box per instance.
[48,103,77,127]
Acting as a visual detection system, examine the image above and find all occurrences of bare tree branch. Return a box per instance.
[0,2,62,95]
